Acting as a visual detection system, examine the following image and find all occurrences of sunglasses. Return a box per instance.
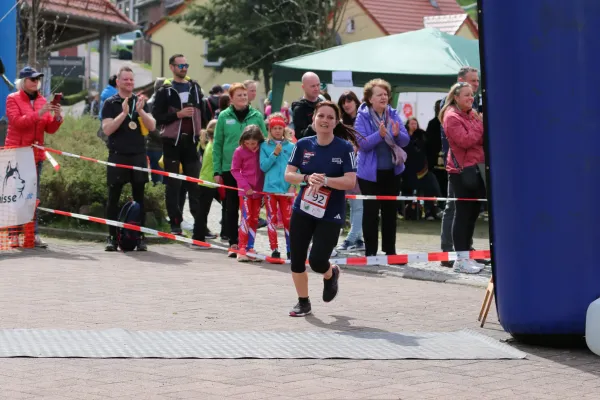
[27,77,41,82]
[172,63,189,69]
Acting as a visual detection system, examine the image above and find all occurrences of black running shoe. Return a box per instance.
[271,249,281,259]
[440,260,454,268]
[137,237,148,251]
[257,218,267,229]
[322,265,340,303]
[205,229,217,240]
[105,236,117,252]
[289,300,312,317]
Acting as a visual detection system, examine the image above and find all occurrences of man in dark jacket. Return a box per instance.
[291,72,322,139]
[151,54,204,242]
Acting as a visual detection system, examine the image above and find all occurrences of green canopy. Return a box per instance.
[271,28,480,110]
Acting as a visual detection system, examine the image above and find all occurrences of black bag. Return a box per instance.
[117,200,142,252]
[450,149,480,191]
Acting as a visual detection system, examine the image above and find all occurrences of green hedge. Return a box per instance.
[39,116,167,232]
[62,90,88,106]
[50,76,84,96]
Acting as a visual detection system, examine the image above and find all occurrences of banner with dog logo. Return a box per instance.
[0,147,37,227]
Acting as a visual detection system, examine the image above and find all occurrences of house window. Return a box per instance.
[346,17,355,33]
[204,40,222,67]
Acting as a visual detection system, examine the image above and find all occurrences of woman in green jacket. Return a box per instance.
[213,82,267,255]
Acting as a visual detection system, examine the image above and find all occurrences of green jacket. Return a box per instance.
[213,105,267,175]
[200,140,215,187]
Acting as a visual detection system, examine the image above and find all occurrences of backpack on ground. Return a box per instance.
[117,200,142,252]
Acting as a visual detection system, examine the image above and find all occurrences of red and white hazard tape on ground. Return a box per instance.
[35,145,486,203]
[37,206,287,264]
[38,207,490,265]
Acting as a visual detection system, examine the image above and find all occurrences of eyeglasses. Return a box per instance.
[172,63,189,69]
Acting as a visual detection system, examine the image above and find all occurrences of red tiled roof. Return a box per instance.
[34,0,136,28]
[356,0,465,35]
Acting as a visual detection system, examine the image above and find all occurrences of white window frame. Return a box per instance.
[346,17,355,33]
[204,40,223,67]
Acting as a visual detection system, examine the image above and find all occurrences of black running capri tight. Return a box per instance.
[289,210,342,274]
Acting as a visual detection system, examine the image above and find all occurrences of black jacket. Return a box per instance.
[152,78,210,132]
[403,129,429,181]
[291,97,321,140]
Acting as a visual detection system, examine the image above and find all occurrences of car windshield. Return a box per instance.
[119,32,137,40]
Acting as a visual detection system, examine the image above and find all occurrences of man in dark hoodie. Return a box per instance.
[291,72,322,139]
[151,54,205,243]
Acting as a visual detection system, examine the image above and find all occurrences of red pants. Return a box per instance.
[265,194,292,253]
[239,196,262,252]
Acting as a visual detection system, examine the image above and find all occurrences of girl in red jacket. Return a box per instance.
[5,67,63,248]
[230,125,265,262]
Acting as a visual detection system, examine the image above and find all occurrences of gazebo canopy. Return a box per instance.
[271,28,480,109]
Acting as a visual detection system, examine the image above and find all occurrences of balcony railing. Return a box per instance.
[164,0,185,9]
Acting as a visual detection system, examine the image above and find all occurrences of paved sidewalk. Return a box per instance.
[0,239,598,400]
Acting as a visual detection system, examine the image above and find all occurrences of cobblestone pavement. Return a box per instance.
[0,235,598,399]
[183,199,492,287]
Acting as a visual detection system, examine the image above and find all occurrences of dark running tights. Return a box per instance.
[289,211,341,274]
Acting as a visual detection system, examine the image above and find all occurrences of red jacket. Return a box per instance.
[443,106,484,174]
[5,90,63,162]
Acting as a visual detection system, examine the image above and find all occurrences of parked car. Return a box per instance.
[111,30,143,60]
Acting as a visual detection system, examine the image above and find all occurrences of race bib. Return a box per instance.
[300,188,331,218]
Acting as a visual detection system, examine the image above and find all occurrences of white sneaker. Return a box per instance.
[330,249,338,258]
[453,259,482,274]
[34,235,48,248]
[471,259,486,269]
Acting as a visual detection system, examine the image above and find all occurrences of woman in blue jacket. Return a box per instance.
[355,79,410,258]
[260,113,296,259]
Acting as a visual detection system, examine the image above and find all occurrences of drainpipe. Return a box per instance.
[144,36,164,77]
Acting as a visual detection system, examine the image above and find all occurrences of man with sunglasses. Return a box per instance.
[152,54,206,242]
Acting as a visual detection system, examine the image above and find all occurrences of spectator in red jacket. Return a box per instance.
[5,66,63,248]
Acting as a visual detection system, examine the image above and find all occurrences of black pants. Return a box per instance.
[401,170,442,216]
[106,153,148,238]
[289,211,341,274]
[163,136,202,238]
[195,185,216,242]
[358,170,402,256]
[222,171,239,245]
[449,173,486,251]
[107,181,146,237]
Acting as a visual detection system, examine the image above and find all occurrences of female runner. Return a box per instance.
[285,101,359,317]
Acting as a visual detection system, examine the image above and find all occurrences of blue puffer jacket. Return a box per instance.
[99,84,117,120]
[260,139,295,193]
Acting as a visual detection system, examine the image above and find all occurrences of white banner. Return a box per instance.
[0,147,37,227]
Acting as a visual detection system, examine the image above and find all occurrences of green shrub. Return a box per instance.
[62,90,88,106]
[39,116,167,232]
[51,76,84,96]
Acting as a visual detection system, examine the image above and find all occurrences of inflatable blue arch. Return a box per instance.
[480,0,600,341]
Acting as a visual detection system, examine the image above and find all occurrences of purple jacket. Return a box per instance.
[354,103,410,182]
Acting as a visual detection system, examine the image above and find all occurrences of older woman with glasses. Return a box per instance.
[355,79,410,258]
[5,66,64,248]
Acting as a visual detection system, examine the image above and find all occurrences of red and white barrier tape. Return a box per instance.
[45,151,60,171]
[34,145,486,203]
[37,206,287,264]
[38,207,490,265]
[34,145,294,198]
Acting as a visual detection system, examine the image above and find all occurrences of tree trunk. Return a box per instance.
[28,0,38,68]
[262,69,271,96]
